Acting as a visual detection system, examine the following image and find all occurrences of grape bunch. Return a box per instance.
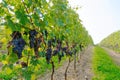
[11,31,26,59]
[53,49,58,56]
[53,49,64,63]
[62,43,73,56]
[56,40,65,62]
[29,30,38,48]
[29,30,42,57]
[46,48,52,64]
[62,47,68,53]
[48,40,52,48]
[45,40,52,64]
[56,40,62,51]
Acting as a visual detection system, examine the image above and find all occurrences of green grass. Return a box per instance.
[92,46,120,80]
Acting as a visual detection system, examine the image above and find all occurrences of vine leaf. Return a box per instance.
[15,10,29,25]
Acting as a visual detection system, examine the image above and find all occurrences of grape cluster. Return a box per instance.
[46,48,52,64]
[62,44,73,56]
[29,30,38,48]
[62,47,68,53]
[11,31,22,39]
[53,49,58,56]
[55,40,65,62]
[11,31,26,59]
[48,40,52,48]
[29,30,41,57]
[45,40,52,63]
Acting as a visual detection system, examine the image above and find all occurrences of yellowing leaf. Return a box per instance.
[2,60,8,65]
[31,74,36,80]
[27,47,31,51]
[0,37,7,43]
[5,68,12,74]
[15,64,21,69]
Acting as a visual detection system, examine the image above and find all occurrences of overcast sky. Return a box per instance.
[69,0,120,44]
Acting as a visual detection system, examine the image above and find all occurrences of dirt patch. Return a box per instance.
[38,46,94,80]
[104,48,120,66]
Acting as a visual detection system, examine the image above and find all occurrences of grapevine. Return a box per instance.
[0,0,93,80]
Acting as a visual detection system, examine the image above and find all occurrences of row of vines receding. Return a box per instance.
[0,0,93,80]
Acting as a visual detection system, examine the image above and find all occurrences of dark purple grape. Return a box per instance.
[62,47,68,53]
[46,48,52,64]
[29,30,38,37]
[11,31,22,39]
[18,38,26,48]
[11,37,26,59]
[29,37,35,48]
[29,30,42,57]
[29,30,40,48]
[53,50,58,56]
[48,40,52,47]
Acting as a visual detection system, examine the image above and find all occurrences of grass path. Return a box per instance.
[103,47,120,66]
[92,46,120,80]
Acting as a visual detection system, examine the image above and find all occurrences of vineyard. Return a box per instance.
[1,0,120,80]
[0,0,93,80]
[100,30,120,53]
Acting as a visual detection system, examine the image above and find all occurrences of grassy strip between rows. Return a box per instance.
[92,46,120,80]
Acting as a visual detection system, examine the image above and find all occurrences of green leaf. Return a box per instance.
[15,10,29,25]
[2,0,8,8]
[22,68,33,80]
[30,56,40,66]
[8,53,18,63]
[27,0,32,8]
[7,19,15,31]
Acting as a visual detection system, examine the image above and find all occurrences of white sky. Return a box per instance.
[69,0,120,44]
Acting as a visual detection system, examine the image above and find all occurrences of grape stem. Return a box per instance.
[65,57,71,80]
[26,52,30,66]
[51,60,55,80]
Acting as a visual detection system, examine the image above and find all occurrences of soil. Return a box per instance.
[104,48,120,66]
[38,46,94,80]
